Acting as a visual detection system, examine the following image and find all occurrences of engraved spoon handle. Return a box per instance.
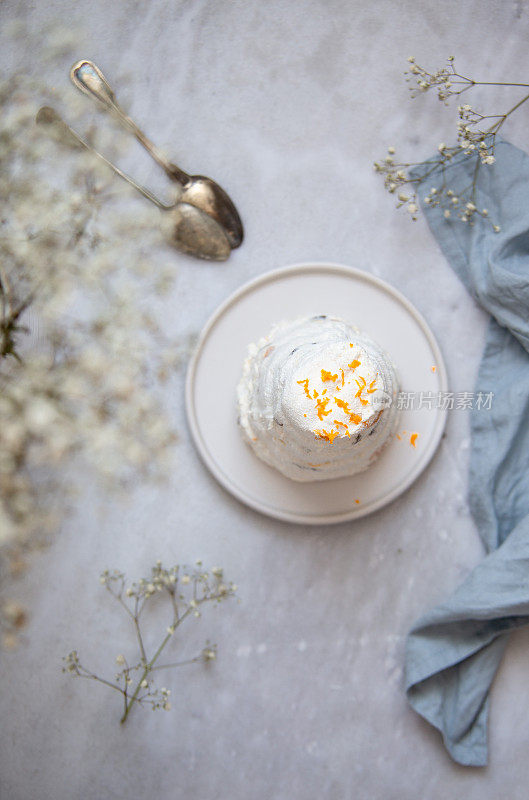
[36,106,172,210]
[70,60,190,185]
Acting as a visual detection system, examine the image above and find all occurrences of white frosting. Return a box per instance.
[236,315,400,481]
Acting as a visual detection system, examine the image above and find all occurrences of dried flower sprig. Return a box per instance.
[63,561,237,723]
[374,56,529,230]
[0,268,31,362]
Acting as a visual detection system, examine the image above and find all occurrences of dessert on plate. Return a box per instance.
[236,314,399,481]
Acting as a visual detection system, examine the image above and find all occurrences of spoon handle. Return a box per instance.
[70,60,190,185]
[36,106,171,210]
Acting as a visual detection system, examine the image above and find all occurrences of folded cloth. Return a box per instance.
[405,139,529,767]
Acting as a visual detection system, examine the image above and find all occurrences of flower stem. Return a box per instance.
[119,607,192,724]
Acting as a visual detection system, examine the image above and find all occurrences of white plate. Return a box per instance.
[185,263,447,525]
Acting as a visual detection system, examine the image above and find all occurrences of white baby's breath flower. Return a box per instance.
[374,56,513,234]
[0,66,181,571]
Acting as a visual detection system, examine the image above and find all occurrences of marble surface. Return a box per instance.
[2,1,529,798]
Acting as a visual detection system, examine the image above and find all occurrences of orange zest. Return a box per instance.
[355,376,369,406]
[301,362,379,445]
[334,396,351,414]
[334,396,362,425]
[334,420,351,436]
[321,369,338,382]
[363,410,382,427]
[315,397,332,420]
[314,428,339,443]
[297,378,311,399]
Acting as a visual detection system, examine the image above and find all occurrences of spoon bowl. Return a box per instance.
[176,174,244,249]
[162,201,231,261]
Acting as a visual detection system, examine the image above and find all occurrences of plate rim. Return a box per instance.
[185,262,448,525]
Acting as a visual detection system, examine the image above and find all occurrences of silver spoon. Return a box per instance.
[36,106,231,262]
[70,60,244,249]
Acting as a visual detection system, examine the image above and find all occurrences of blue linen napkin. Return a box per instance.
[404,139,529,767]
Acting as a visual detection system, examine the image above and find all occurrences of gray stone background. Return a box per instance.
[1,1,529,798]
